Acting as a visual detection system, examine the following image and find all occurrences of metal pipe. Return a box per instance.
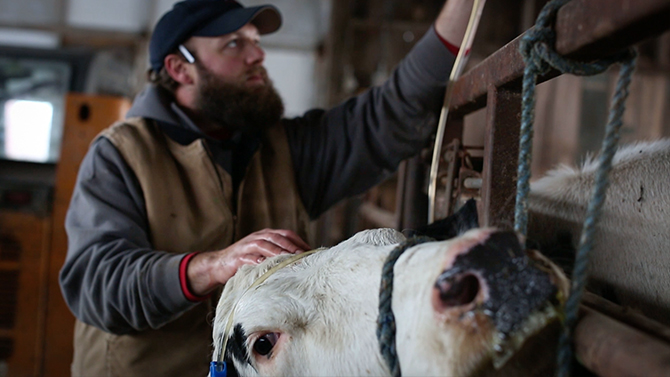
[574,307,670,377]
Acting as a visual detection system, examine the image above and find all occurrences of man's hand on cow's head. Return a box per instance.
[185,229,311,296]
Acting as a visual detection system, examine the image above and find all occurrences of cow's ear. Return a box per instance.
[405,199,479,240]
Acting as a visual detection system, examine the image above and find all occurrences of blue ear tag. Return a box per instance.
[210,361,227,377]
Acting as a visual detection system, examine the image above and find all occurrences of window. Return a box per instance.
[0,57,71,163]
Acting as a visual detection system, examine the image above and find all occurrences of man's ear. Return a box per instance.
[164,54,196,85]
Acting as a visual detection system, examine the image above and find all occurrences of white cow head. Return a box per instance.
[212,227,568,377]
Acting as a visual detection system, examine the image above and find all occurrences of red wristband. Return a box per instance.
[179,252,213,302]
[434,24,469,56]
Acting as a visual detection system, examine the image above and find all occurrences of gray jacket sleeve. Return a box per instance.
[285,28,456,219]
[59,137,197,334]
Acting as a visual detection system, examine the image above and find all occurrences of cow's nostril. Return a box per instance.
[435,273,480,308]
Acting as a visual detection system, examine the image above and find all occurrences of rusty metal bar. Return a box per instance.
[555,0,670,60]
[479,85,521,227]
[450,0,670,116]
[574,307,670,377]
[581,292,670,344]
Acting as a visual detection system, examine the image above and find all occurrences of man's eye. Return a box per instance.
[226,39,239,48]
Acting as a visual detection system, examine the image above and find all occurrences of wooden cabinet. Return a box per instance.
[1,211,51,377]
[3,93,130,377]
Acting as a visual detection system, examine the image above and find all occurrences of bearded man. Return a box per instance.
[59,0,474,376]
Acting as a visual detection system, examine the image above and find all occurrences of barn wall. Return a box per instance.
[529,52,670,178]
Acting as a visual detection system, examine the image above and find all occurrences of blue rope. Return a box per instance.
[377,236,433,377]
[556,52,637,377]
[515,0,570,237]
[517,0,637,376]
[516,0,631,236]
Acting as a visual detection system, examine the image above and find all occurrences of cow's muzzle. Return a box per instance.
[433,230,560,336]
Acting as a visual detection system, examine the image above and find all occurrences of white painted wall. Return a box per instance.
[66,0,151,32]
[245,0,327,49]
[0,28,59,48]
[264,48,318,117]
[151,0,179,30]
[0,0,60,26]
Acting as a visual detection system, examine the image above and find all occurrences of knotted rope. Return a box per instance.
[556,51,637,377]
[376,236,434,377]
[516,0,637,375]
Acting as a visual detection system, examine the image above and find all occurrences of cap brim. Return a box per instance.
[192,5,281,37]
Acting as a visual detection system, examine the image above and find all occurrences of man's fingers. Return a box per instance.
[251,239,296,258]
[238,253,266,265]
[267,229,311,251]
[263,233,306,254]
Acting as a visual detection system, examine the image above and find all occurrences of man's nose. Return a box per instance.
[246,42,265,65]
[433,230,558,335]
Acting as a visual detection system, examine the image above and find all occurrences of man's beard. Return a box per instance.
[194,64,284,133]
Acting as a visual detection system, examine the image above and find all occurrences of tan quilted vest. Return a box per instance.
[71,117,311,377]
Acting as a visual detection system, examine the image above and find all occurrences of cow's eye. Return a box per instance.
[253,332,279,357]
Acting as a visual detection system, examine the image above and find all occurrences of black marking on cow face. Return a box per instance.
[223,359,240,377]
[224,324,251,376]
[436,231,558,335]
[407,199,479,240]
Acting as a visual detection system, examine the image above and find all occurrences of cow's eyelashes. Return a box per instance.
[252,332,279,357]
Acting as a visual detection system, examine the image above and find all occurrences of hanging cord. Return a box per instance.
[376,236,434,377]
[428,0,487,223]
[516,0,637,375]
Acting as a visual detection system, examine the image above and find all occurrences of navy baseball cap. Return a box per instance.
[149,0,281,72]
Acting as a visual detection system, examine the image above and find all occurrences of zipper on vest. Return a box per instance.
[231,153,259,242]
[202,140,237,231]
